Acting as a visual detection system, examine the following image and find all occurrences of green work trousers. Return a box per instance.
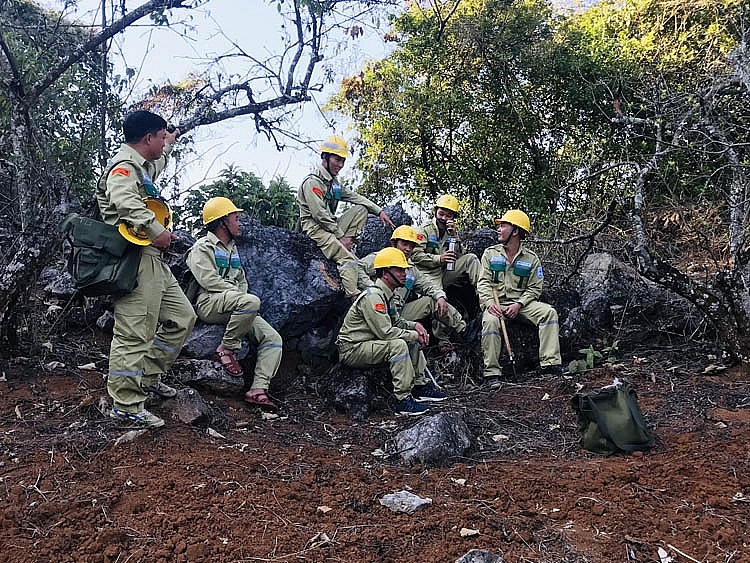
[401,296,466,348]
[420,253,482,292]
[108,247,197,413]
[481,300,561,378]
[339,339,428,400]
[195,289,282,390]
[302,205,369,298]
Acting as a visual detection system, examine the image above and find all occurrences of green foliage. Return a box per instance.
[567,340,619,373]
[331,0,748,229]
[0,0,125,199]
[330,0,612,227]
[176,165,298,233]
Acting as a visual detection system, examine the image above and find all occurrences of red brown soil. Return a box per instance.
[1,346,749,563]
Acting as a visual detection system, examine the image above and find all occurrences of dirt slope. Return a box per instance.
[1,349,749,563]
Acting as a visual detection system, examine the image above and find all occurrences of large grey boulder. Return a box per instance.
[235,218,348,336]
[182,323,250,361]
[172,358,245,395]
[168,222,347,339]
[313,362,389,421]
[562,253,701,348]
[393,411,472,466]
[356,202,414,258]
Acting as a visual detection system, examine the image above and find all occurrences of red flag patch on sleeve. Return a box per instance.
[110,167,131,177]
[312,187,324,198]
[374,302,387,313]
[416,234,425,241]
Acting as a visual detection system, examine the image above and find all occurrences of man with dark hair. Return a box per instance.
[96,110,196,428]
[338,247,447,417]
[478,210,562,389]
[297,135,395,300]
[186,197,282,411]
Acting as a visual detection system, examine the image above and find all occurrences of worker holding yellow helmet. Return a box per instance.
[95,110,196,428]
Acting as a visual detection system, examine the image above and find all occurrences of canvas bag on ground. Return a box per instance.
[570,378,653,455]
[60,213,141,297]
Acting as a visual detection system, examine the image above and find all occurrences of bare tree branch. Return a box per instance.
[26,0,195,106]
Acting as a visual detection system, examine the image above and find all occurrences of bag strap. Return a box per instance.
[586,386,652,452]
[97,158,147,197]
[303,172,338,213]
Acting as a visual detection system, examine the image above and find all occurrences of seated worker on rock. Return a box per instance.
[186,197,283,410]
[411,193,481,305]
[296,135,395,301]
[337,247,448,416]
[357,225,467,353]
[477,209,563,389]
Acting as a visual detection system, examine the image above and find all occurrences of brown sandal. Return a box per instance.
[214,349,243,377]
[244,390,278,412]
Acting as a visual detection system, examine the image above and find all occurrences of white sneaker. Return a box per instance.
[144,381,177,398]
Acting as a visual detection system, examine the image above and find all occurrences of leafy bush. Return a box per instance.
[176,165,298,233]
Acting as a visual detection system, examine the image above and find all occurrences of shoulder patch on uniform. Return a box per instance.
[416,234,425,241]
[312,186,324,198]
[110,167,130,177]
[537,266,544,279]
[374,302,387,313]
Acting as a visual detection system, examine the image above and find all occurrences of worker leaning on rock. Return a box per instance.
[357,225,466,353]
[296,135,395,300]
[478,209,563,390]
[337,247,448,417]
[186,197,283,412]
[411,194,481,298]
[96,110,196,428]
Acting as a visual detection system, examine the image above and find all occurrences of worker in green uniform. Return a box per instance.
[411,194,481,315]
[357,225,467,352]
[297,135,395,300]
[186,197,283,411]
[338,247,448,416]
[96,110,196,428]
[478,210,563,389]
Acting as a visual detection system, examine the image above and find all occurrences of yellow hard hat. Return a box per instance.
[434,194,460,214]
[118,197,173,246]
[202,197,243,225]
[320,135,349,159]
[373,247,409,269]
[496,209,531,233]
[390,225,420,244]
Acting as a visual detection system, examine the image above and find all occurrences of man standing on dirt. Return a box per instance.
[411,194,481,351]
[96,110,196,428]
[186,197,282,412]
[296,135,396,301]
[357,225,468,352]
[478,210,563,389]
[338,247,448,416]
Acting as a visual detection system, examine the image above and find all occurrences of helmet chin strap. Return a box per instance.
[221,217,234,241]
[499,227,515,246]
[385,269,404,288]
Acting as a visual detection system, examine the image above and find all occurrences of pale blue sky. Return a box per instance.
[45,0,394,191]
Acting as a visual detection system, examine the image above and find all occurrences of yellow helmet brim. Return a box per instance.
[118,223,152,246]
